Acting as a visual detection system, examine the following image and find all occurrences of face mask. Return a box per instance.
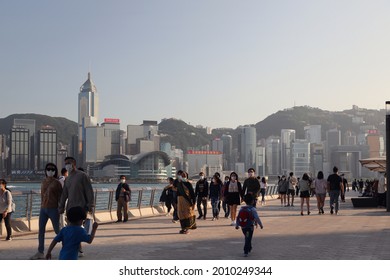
[121,179,126,184]
[177,175,183,181]
[200,176,204,180]
[182,178,187,182]
[65,164,73,173]
[46,170,55,177]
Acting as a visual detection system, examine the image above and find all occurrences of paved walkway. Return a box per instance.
[1,191,389,260]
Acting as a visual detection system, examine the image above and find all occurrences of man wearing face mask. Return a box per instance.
[195,172,209,220]
[30,163,63,260]
[115,175,131,223]
[243,168,261,207]
[58,157,94,257]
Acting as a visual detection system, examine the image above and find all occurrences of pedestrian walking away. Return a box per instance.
[235,194,264,257]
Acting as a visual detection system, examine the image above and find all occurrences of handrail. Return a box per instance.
[8,187,163,221]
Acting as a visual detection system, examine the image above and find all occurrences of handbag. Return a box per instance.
[124,192,131,202]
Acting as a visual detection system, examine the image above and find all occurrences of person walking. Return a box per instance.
[314,171,327,214]
[242,168,261,207]
[221,176,230,218]
[58,156,94,257]
[115,175,131,223]
[259,177,268,206]
[195,172,209,220]
[327,166,344,215]
[287,172,297,206]
[176,172,197,234]
[299,173,311,215]
[278,175,288,207]
[235,194,264,257]
[226,172,243,226]
[209,174,222,221]
[160,177,174,216]
[0,179,13,241]
[46,206,98,260]
[31,163,63,260]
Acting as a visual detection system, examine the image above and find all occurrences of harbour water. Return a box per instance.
[8,182,168,219]
[8,182,167,191]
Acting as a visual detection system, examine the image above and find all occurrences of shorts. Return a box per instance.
[316,193,326,199]
[279,191,287,195]
[287,189,295,195]
[300,191,310,198]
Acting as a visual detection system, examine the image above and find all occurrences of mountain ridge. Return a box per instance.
[0,106,385,151]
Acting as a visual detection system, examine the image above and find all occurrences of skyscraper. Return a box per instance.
[78,72,99,166]
[265,136,281,176]
[37,126,57,170]
[238,126,257,171]
[281,129,296,175]
[221,134,233,170]
[304,125,322,144]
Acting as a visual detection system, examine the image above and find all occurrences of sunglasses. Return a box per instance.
[46,167,56,172]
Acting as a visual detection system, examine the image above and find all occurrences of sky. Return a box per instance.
[1,0,390,130]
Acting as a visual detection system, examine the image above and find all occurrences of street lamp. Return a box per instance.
[386,101,390,212]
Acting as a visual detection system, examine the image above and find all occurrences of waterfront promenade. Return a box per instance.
[1,191,389,260]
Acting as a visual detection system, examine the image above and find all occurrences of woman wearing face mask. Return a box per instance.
[30,163,63,259]
[0,179,13,241]
[176,171,197,234]
[225,172,243,226]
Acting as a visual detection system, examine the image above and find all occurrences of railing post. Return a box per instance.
[137,189,143,216]
[28,190,34,231]
[150,189,156,214]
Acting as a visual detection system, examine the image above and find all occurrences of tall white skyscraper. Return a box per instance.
[78,72,99,165]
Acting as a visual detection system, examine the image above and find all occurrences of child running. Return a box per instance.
[46,206,98,260]
[235,194,264,257]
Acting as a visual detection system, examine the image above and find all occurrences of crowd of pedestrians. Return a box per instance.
[2,163,387,259]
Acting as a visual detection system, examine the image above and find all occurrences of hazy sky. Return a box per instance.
[1,0,390,129]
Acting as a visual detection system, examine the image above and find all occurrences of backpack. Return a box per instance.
[237,206,254,227]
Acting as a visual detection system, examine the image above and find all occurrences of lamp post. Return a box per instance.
[386,101,390,212]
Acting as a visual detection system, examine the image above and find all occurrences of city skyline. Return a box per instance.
[1,1,390,130]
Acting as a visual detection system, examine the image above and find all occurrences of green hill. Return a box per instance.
[0,114,78,145]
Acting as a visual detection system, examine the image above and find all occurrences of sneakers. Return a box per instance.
[115,220,122,223]
[231,221,236,226]
[30,252,44,260]
[243,253,248,257]
[197,215,203,219]
[5,237,12,241]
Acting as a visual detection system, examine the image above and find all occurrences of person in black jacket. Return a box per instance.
[195,172,209,220]
[115,175,131,223]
